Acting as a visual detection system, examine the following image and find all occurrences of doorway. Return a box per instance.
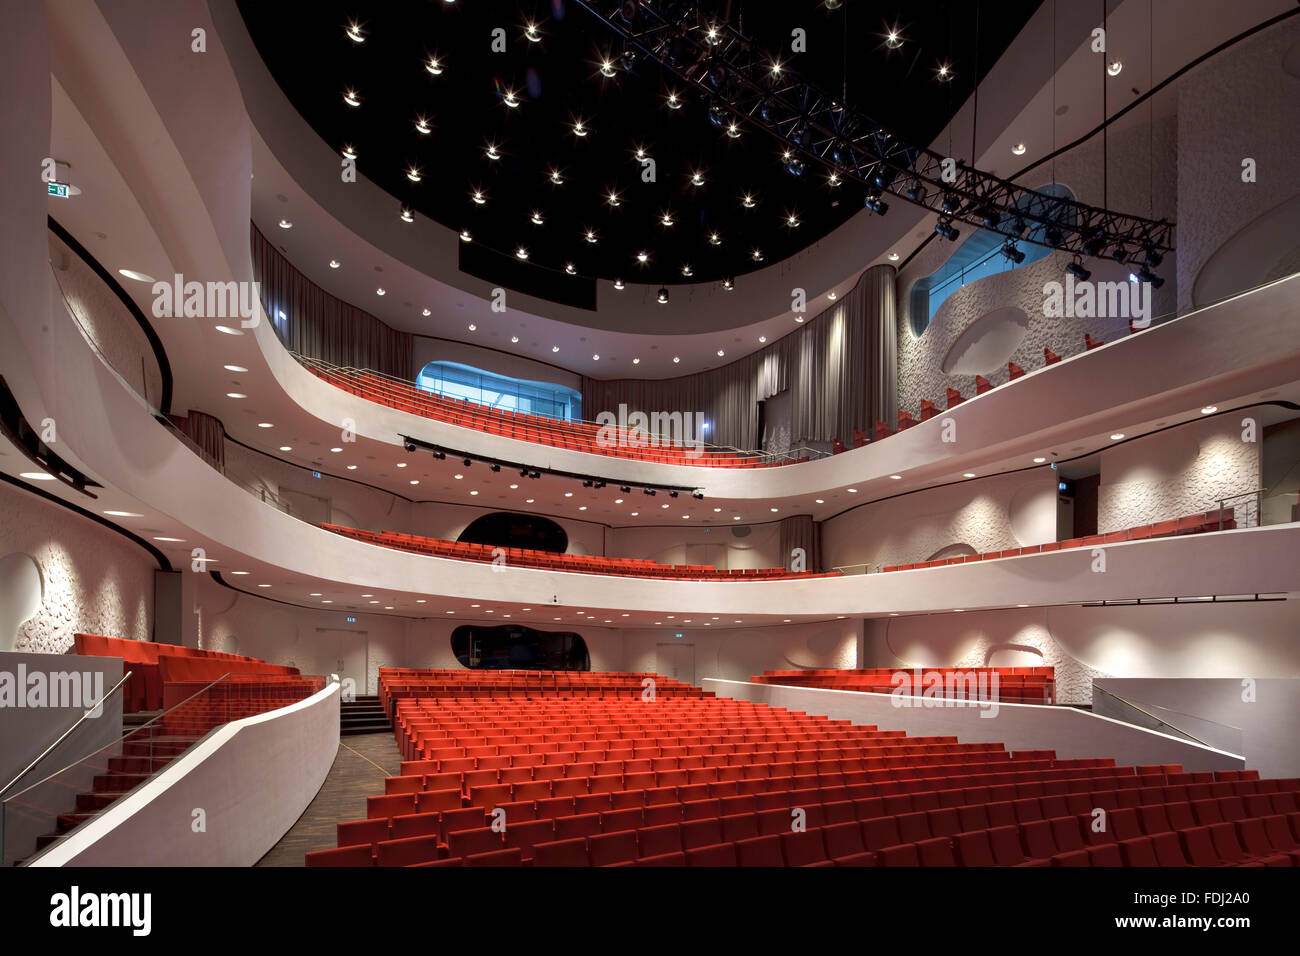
[656,642,696,685]
[315,628,369,696]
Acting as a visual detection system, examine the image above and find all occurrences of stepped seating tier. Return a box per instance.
[74,633,302,712]
[307,669,1297,867]
[880,509,1235,573]
[305,364,806,468]
[751,667,1056,704]
[320,523,838,582]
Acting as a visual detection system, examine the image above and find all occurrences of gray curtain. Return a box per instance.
[778,514,821,573]
[864,264,898,430]
[581,270,880,451]
[250,224,414,378]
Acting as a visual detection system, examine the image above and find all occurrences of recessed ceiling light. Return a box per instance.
[565,263,577,275]
[416,599,426,604]
[1107,60,1122,76]
[415,116,431,134]
[1011,143,1027,155]
[551,346,559,353]
[400,208,414,223]
[103,510,143,517]
[410,479,419,485]
[592,354,600,361]
[516,247,529,260]
[117,269,154,283]
[509,483,518,489]
[888,253,900,261]
[1033,457,1047,463]
[1201,406,1217,414]
[630,511,639,516]
[330,447,343,453]
[153,536,185,542]
[278,219,292,229]
[258,584,273,589]
[758,336,767,344]
[511,336,519,343]
[672,356,680,363]
[814,499,824,504]
[578,505,587,511]
[716,350,725,357]
[425,56,443,75]
[827,292,837,300]
[223,365,248,373]
[347,464,357,470]
[257,422,273,428]
[573,120,588,137]
[226,392,246,399]
[472,190,486,205]
[666,91,682,109]
[322,600,333,604]
[470,490,479,496]
[20,472,55,481]
[343,89,361,107]
[770,507,779,512]
[397,462,407,468]
[329,260,340,269]
[963,473,976,479]
[1110,433,1125,441]
[847,488,858,493]
[376,288,386,296]
[889,474,902,480]
[526,498,535,504]
[215,326,243,335]
[406,166,422,183]
[468,323,477,332]
[632,357,640,364]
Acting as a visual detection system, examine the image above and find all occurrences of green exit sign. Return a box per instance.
[47,182,70,198]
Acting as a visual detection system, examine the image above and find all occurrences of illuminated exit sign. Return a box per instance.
[47,182,70,198]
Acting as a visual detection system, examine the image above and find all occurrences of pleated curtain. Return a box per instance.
[581,267,895,451]
[778,514,822,573]
[250,224,414,378]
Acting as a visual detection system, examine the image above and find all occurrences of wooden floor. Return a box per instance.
[256,731,400,866]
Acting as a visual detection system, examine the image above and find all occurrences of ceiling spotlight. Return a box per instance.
[515,247,529,260]
[672,356,680,363]
[1107,60,1123,76]
[572,120,588,137]
[726,122,741,139]
[1066,259,1091,282]
[786,214,800,227]
[552,345,560,352]
[278,219,292,230]
[599,58,617,78]
[644,488,656,496]
[1136,265,1165,289]
[524,21,542,42]
[884,28,903,49]
[592,354,600,361]
[722,277,734,291]
[741,193,756,209]
[828,173,841,187]
[708,232,722,246]
[660,213,674,227]
[345,21,365,43]
[425,56,443,75]
[343,89,361,107]
[906,182,927,203]
[1011,142,1027,156]
[376,288,386,296]
[530,210,544,225]
[459,229,472,242]
[415,116,431,134]
[399,207,414,223]
[657,288,669,304]
[471,190,486,204]
[620,485,632,493]
[636,251,649,264]
[666,91,683,109]
[565,262,576,275]
[934,219,960,241]
[941,191,961,213]
[864,195,889,215]
[758,335,766,343]
[502,90,520,109]
[681,264,693,277]
[631,357,639,364]
[606,189,621,207]
[690,170,705,186]
[888,252,900,261]
[486,143,502,160]
[936,63,954,82]
[406,166,422,183]
[403,440,417,452]
[1201,406,1218,415]
[751,249,764,262]
[1001,241,1025,264]
[329,259,341,268]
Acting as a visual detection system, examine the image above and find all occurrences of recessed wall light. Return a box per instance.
[226,392,246,399]
[117,269,154,282]
[889,474,902,480]
[257,422,273,428]
[278,219,292,229]
[847,488,858,493]
[887,253,900,261]
[376,288,386,296]
[20,472,55,481]
[224,365,247,372]
[1201,406,1218,414]
[153,536,185,542]
[215,326,243,335]
[963,473,976,479]
[1107,60,1122,76]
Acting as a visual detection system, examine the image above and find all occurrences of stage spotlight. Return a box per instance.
[691,490,704,500]
[1136,266,1164,289]
[935,219,960,241]
[520,467,530,477]
[403,440,416,452]
[462,457,472,467]
[669,491,679,498]
[1066,260,1091,282]
[620,485,631,493]
[595,481,606,489]
[864,194,888,215]
[529,470,541,479]
[644,488,656,496]
[1002,241,1025,264]
[583,480,594,488]
[490,464,501,472]
[941,192,960,213]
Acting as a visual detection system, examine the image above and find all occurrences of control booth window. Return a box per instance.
[451,624,590,671]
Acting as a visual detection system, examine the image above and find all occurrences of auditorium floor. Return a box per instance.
[256,731,401,866]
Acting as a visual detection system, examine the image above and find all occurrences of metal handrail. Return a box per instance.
[294,352,826,464]
[1091,684,1215,749]
[0,670,133,799]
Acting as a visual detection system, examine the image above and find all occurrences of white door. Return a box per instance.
[315,628,369,696]
[656,643,696,685]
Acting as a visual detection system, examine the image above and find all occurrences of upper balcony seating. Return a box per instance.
[303,363,808,469]
[878,509,1235,573]
[318,523,840,582]
[307,670,1300,867]
[74,633,302,712]
[750,667,1056,704]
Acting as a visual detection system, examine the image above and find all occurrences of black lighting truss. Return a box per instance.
[578,0,1175,265]
[399,434,704,497]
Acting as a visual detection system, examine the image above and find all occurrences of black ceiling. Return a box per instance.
[239,1,1041,288]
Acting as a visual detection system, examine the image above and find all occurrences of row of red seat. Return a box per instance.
[880,509,1235,573]
[306,363,802,468]
[840,332,1133,450]
[378,667,706,716]
[73,633,301,712]
[751,667,1057,704]
[320,523,835,582]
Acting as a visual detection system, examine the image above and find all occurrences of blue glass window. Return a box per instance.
[416,361,582,422]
